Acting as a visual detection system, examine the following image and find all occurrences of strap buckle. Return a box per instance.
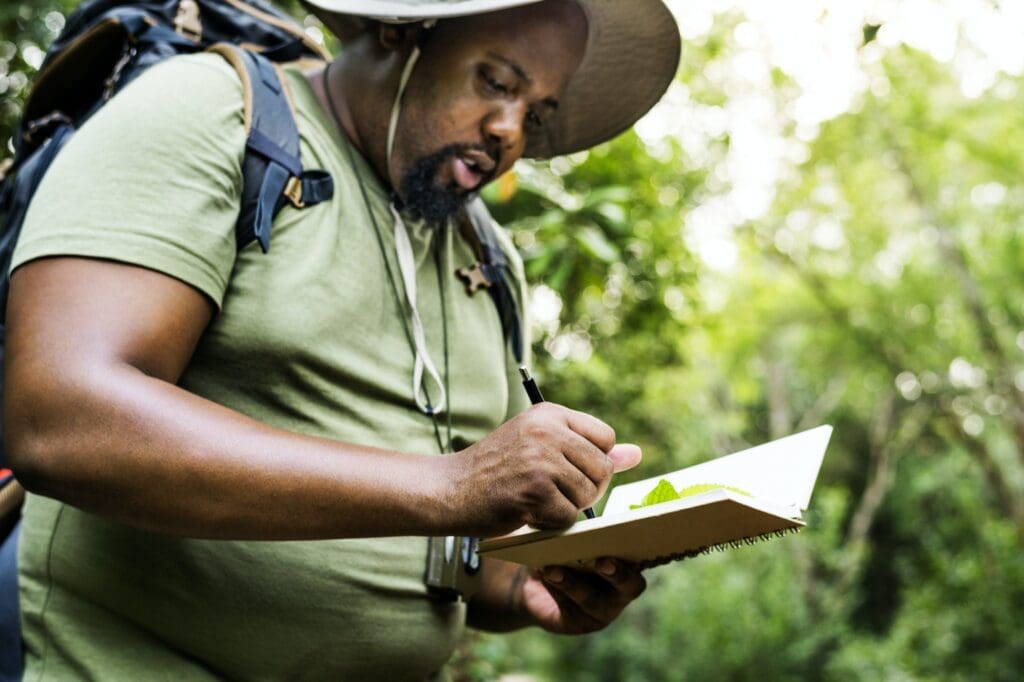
[22,112,73,147]
[174,0,203,42]
[283,176,304,208]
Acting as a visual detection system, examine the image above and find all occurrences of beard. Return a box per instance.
[398,143,498,226]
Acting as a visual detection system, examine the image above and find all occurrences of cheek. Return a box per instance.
[403,99,485,156]
[403,92,471,141]
[408,66,458,116]
[405,66,489,141]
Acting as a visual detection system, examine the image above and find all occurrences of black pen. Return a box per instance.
[519,366,597,520]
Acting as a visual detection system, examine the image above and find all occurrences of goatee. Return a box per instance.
[398,143,497,226]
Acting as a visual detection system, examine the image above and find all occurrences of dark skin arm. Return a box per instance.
[3,256,640,541]
[5,256,649,631]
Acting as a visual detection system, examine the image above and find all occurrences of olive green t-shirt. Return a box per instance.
[12,53,530,680]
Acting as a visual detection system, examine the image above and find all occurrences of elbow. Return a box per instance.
[2,381,78,497]
[3,409,58,496]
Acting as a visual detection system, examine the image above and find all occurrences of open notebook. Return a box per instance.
[478,425,833,568]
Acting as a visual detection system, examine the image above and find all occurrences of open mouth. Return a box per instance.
[451,149,497,191]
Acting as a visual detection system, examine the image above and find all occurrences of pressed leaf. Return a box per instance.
[630,480,752,509]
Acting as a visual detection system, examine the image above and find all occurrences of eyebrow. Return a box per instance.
[486,52,560,111]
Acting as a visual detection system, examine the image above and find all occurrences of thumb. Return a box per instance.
[608,443,642,473]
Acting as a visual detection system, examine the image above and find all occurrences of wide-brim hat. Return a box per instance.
[301,0,681,159]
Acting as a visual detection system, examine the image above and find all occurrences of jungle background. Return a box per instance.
[3,1,1022,680]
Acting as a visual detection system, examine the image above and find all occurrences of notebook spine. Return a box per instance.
[636,527,802,570]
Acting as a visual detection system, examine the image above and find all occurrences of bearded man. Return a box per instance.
[3,0,679,678]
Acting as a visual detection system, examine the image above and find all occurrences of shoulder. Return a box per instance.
[130,52,244,101]
[112,53,245,133]
[53,52,251,178]
[11,54,252,307]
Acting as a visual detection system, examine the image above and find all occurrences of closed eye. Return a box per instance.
[480,67,511,96]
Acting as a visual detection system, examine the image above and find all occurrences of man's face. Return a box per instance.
[391,0,588,224]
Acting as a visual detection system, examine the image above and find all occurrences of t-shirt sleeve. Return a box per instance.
[11,53,247,308]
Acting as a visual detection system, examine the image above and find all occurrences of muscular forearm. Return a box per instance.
[7,361,450,540]
[467,557,535,632]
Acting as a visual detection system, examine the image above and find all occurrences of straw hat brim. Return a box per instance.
[302,0,681,159]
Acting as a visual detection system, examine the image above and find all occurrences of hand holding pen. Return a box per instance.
[519,367,605,520]
[441,370,640,537]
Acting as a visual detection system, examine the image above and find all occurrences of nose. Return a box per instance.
[482,101,527,158]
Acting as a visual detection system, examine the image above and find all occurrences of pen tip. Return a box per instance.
[519,366,531,381]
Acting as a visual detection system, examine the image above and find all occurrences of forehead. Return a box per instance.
[430,1,588,89]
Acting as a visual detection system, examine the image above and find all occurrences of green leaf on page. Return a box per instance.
[629,480,752,510]
[635,479,678,508]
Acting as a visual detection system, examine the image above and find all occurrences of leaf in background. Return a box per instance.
[547,251,576,293]
[582,186,633,206]
[592,202,629,233]
[576,225,621,264]
[524,243,560,280]
[539,209,565,230]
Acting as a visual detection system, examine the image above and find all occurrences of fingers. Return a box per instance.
[608,443,642,473]
[558,428,614,488]
[547,443,642,523]
[527,499,582,531]
[551,420,641,503]
[453,404,635,537]
[530,405,638,512]
[563,408,617,453]
[539,559,647,628]
[551,462,599,513]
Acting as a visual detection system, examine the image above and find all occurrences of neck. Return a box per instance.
[309,60,361,153]
[309,47,403,192]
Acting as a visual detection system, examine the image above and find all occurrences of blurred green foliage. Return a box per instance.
[479,10,1024,682]
[3,2,1023,681]
[0,0,74,151]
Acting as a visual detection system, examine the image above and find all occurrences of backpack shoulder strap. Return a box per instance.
[208,44,333,253]
[458,199,526,364]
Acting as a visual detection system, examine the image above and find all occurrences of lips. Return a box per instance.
[451,149,497,191]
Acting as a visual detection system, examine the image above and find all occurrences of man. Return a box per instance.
[3,0,679,678]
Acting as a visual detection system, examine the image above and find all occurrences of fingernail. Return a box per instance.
[598,559,616,576]
[544,566,564,583]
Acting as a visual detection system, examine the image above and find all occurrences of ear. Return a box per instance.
[377,22,423,51]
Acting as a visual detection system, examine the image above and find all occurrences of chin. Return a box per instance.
[400,162,475,226]
[399,143,498,222]
[400,188,467,226]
